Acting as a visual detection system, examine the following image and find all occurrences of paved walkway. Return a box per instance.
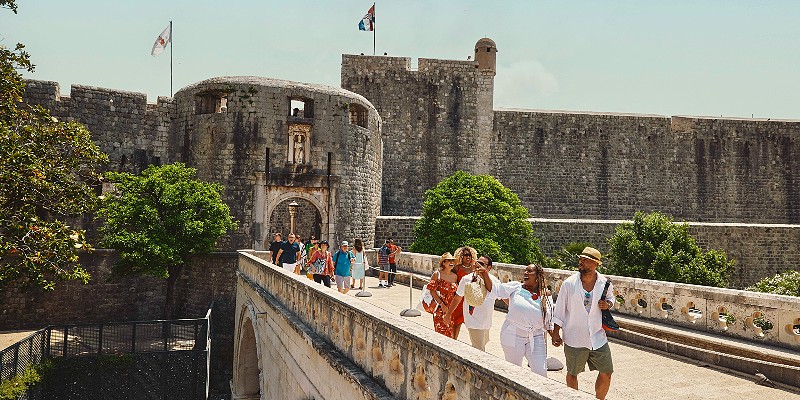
[0,330,37,351]
[347,275,798,400]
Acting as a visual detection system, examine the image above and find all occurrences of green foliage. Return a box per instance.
[410,171,542,264]
[543,242,595,270]
[0,365,41,400]
[753,315,773,332]
[718,312,736,324]
[746,270,800,297]
[97,163,237,279]
[0,7,108,291]
[606,212,734,287]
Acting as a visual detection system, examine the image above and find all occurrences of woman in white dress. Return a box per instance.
[492,263,554,377]
[351,238,367,290]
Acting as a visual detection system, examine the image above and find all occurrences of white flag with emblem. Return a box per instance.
[150,23,171,56]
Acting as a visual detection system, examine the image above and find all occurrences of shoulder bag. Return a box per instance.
[600,279,620,331]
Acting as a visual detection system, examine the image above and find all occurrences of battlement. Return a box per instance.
[341,54,412,72]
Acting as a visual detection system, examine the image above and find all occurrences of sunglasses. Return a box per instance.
[584,291,591,307]
[476,261,486,267]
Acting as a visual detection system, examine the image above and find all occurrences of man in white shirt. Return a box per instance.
[444,255,501,351]
[551,247,615,400]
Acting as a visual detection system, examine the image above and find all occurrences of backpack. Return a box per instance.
[334,250,354,265]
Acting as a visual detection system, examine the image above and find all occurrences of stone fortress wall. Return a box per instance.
[341,39,800,224]
[23,77,384,251]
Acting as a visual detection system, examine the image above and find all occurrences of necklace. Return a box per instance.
[522,284,540,300]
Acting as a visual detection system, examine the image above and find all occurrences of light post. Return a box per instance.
[288,200,299,234]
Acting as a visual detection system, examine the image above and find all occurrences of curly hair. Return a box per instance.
[454,246,477,267]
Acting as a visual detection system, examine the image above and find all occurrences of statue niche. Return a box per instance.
[288,123,311,165]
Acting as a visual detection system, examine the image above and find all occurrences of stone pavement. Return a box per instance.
[0,330,37,351]
[347,275,799,400]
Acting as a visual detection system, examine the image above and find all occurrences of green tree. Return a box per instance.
[542,241,595,270]
[97,163,237,318]
[410,171,542,264]
[746,270,800,297]
[0,3,108,291]
[606,211,734,287]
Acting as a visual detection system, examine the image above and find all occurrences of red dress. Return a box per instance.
[453,267,470,326]
[427,277,458,337]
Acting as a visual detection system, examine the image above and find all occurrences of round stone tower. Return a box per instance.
[170,77,382,250]
[474,37,497,75]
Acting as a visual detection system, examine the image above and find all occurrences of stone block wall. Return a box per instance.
[491,110,800,224]
[341,55,495,216]
[23,80,173,173]
[373,216,800,288]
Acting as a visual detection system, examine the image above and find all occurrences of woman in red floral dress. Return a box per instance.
[427,252,459,338]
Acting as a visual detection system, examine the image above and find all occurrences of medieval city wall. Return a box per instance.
[23,80,173,172]
[341,55,495,216]
[374,216,800,288]
[491,110,800,223]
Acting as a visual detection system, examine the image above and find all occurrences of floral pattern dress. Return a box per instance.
[427,277,459,337]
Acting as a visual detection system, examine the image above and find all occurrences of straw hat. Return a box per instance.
[578,247,602,265]
[439,252,456,266]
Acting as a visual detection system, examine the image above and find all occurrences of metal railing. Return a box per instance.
[0,307,212,399]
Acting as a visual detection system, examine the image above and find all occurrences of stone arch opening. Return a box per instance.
[234,313,261,399]
[269,197,322,240]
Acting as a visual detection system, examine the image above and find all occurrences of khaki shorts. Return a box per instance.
[564,343,614,375]
[334,275,351,289]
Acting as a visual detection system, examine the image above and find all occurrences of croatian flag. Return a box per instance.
[358,4,375,31]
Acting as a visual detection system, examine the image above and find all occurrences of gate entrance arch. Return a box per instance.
[253,171,336,249]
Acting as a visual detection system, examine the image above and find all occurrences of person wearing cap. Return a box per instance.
[551,247,615,400]
[426,252,459,337]
[307,240,333,287]
[332,241,356,294]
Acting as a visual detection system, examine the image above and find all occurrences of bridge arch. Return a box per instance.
[232,303,262,400]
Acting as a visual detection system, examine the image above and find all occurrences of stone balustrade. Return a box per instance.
[237,251,594,400]
[391,251,800,351]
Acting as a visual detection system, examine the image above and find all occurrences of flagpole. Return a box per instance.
[170,20,173,97]
[373,3,376,56]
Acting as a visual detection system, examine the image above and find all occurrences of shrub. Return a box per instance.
[606,212,735,287]
[0,365,41,400]
[746,270,800,297]
[543,242,595,270]
[410,171,542,264]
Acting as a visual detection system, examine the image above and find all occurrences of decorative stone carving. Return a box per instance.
[288,123,311,165]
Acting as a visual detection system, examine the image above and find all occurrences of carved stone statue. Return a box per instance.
[294,134,305,164]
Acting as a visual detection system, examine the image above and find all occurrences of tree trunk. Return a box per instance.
[163,264,184,320]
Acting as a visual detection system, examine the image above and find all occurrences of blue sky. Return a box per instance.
[3,1,799,119]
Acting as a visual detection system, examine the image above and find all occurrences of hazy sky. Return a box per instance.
[3,1,799,119]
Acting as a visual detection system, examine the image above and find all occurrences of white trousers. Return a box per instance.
[500,322,547,377]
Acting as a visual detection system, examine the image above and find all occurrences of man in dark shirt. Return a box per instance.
[269,233,283,266]
[276,233,302,274]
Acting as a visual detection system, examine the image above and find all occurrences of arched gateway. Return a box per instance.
[170,77,383,251]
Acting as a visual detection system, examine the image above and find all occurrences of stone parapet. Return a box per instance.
[391,251,800,351]
[236,251,593,399]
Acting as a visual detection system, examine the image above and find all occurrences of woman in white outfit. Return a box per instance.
[492,263,554,377]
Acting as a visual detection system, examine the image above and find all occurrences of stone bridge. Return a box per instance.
[232,251,800,399]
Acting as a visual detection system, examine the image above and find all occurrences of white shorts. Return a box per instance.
[334,275,351,289]
[283,262,297,271]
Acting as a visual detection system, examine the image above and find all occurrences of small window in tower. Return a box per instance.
[289,97,314,118]
[195,91,228,115]
[349,103,368,128]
